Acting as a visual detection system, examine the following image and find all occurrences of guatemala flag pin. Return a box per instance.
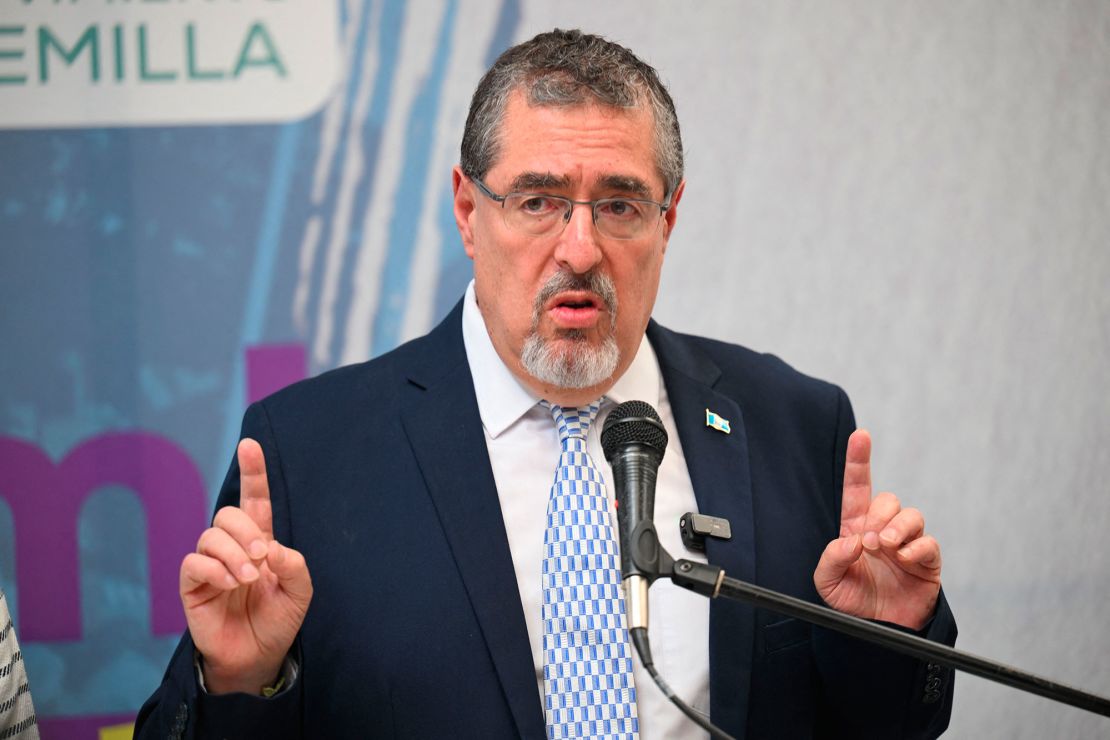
[705,409,731,434]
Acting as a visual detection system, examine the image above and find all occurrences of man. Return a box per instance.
[137,29,955,739]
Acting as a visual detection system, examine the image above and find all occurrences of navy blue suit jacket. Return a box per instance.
[137,302,956,739]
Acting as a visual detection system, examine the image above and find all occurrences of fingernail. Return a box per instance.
[248,540,267,559]
[842,535,857,553]
[239,562,259,581]
[880,528,898,545]
[225,574,238,588]
[862,532,880,550]
[898,545,913,558]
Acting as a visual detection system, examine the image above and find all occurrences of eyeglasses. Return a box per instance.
[471,177,670,241]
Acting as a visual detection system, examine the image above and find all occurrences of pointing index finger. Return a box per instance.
[840,429,872,533]
[237,438,273,540]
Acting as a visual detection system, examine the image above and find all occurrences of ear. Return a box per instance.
[453,166,478,259]
[661,179,685,246]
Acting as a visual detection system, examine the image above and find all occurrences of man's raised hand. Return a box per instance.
[812,429,941,631]
[179,438,313,694]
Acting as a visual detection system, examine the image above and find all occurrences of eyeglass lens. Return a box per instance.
[502,194,659,240]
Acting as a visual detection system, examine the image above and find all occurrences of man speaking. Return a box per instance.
[137,29,956,739]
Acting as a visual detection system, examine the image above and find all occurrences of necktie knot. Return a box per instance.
[544,401,601,443]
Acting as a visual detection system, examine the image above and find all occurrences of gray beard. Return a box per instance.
[519,270,620,390]
[520,331,620,390]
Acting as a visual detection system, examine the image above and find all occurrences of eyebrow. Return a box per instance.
[510,172,571,192]
[508,171,654,198]
[595,175,652,198]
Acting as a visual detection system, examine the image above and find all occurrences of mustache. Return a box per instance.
[531,271,618,324]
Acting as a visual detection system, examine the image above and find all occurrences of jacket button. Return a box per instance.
[923,663,945,703]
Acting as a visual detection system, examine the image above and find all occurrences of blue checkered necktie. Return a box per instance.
[541,401,639,740]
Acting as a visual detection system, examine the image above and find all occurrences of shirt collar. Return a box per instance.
[462,280,543,438]
[461,280,662,438]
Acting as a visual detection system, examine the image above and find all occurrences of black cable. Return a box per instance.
[630,627,737,740]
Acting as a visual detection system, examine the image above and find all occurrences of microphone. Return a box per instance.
[601,400,668,632]
[602,402,738,740]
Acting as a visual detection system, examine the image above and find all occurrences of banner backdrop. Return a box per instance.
[1,0,339,128]
[1,1,519,735]
[2,2,1108,738]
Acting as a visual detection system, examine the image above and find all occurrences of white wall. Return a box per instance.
[518,3,1110,737]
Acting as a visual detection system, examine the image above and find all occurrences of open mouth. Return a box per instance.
[546,292,603,328]
[547,291,600,310]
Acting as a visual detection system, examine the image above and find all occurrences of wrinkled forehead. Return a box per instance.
[490,93,665,196]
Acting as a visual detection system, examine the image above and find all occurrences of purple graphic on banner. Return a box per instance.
[38,714,136,740]
[247,343,307,404]
[0,433,207,641]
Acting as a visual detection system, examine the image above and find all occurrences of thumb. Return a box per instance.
[813,534,862,595]
[266,540,313,606]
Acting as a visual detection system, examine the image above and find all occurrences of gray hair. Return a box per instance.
[460,29,684,199]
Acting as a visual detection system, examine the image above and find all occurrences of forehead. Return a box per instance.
[488,92,663,196]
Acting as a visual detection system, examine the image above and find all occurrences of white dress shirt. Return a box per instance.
[461,281,711,739]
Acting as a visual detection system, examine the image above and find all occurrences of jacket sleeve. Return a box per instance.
[133,402,305,739]
[812,592,957,739]
[811,387,957,739]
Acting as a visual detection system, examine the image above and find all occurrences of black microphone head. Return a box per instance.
[601,400,668,463]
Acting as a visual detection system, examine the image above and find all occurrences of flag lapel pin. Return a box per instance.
[705,409,731,434]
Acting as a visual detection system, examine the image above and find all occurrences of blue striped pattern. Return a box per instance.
[542,402,638,740]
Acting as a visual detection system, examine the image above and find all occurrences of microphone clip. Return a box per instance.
[679,512,732,553]
[626,519,674,584]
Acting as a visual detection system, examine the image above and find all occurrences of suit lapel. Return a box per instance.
[649,322,755,738]
[397,305,546,740]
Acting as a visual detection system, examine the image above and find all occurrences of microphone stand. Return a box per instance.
[601,403,1110,730]
[633,536,1110,719]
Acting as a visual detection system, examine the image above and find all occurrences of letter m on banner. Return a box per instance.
[0,434,208,641]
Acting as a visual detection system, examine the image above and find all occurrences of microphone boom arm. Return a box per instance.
[664,556,1110,719]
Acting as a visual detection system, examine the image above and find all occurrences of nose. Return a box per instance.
[552,202,603,275]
